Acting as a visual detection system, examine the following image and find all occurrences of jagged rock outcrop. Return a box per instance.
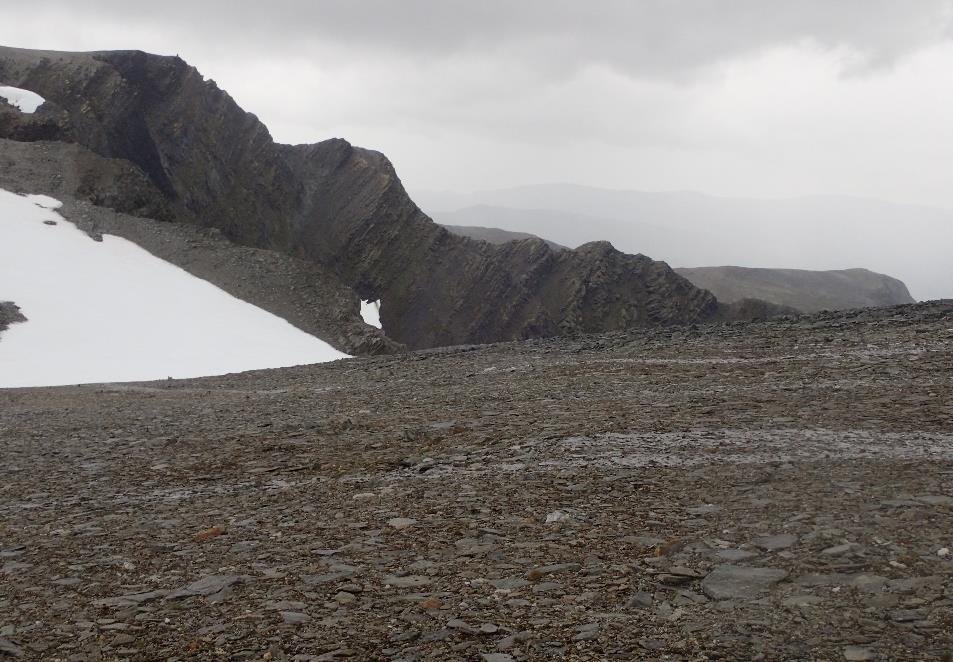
[1,46,764,349]
[0,138,402,355]
[442,223,568,251]
[676,266,916,313]
[445,223,798,321]
[0,300,26,338]
[446,223,912,316]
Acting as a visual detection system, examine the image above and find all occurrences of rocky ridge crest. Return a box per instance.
[1,46,780,349]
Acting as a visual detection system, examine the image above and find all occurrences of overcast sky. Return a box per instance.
[2,1,953,208]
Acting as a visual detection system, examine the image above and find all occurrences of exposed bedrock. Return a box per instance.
[1,46,781,349]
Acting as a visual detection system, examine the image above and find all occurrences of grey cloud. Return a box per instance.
[5,0,953,79]
[3,1,953,214]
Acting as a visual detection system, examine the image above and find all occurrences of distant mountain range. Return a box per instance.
[420,184,952,302]
[674,266,913,313]
[440,223,915,313]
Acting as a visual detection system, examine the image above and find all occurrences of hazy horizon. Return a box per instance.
[412,180,953,214]
[416,182,953,302]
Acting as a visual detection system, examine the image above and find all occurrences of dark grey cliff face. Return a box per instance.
[1,46,729,349]
[0,301,26,338]
[0,138,402,356]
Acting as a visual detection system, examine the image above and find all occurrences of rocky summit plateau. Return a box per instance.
[1,302,952,659]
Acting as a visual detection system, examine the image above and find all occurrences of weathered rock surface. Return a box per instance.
[0,637,24,658]
[0,138,401,355]
[165,575,246,602]
[1,302,951,659]
[2,45,769,349]
[701,565,789,600]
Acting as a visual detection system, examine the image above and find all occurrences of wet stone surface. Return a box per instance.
[1,302,952,659]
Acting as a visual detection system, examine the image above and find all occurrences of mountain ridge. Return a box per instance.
[0,137,402,355]
[675,266,915,313]
[419,186,953,301]
[0,45,785,349]
[440,222,915,313]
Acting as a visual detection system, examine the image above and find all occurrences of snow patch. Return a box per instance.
[0,188,349,388]
[0,85,46,113]
[361,299,382,329]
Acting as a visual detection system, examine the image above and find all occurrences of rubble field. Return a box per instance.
[1,303,952,660]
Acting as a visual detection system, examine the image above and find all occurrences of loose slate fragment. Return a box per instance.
[94,590,167,607]
[0,638,24,658]
[701,565,788,600]
[165,574,246,601]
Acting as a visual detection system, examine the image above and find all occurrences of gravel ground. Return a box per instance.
[1,303,952,661]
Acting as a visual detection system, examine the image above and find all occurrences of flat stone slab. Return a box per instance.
[753,534,798,551]
[886,575,943,593]
[383,574,432,588]
[821,543,863,556]
[702,565,788,600]
[94,590,167,607]
[916,495,953,506]
[851,575,888,593]
[844,646,876,661]
[165,574,246,601]
[302,569,355,585]
[715,549,760,561]
[0,637,24,658]
[387,517,417,530]
[280,611,311,625]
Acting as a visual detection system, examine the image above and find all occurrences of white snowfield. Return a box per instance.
[360,299,382,329]
[0,85,46,113]
[0,188,349,388]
